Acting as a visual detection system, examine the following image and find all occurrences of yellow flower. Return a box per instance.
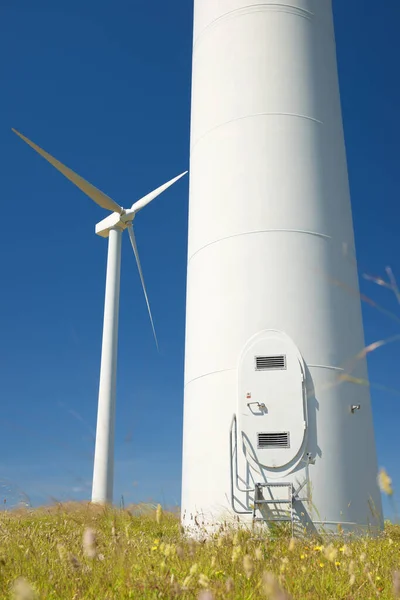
[319,562,324,568]
[300,554,306,560]
[335,561,341,567]
[314,545,323,552]
[377,468,393,495]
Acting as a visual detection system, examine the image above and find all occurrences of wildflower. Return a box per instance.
[377,468,393,495]
[243,554,253,578]
[339,544,351,556]
[394,571,400,597]
[335,561,341,567]
[300,554,306,560]
[280,557,289,573]
[314,545,323,552]
[83,527,97,559]
[232,545,241,563]
[156,503,163,524]
[198,592,214,600]
[225,577,234,593]
[323,544,337,562]
[57,543,67,561]
[261,572,292,599]
[198,574,210,587]
[319,562,324,568]
[10,577,36,600]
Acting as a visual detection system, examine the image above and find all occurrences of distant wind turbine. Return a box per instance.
[12,128,187,504]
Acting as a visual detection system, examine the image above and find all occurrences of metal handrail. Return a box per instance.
[229,414,252,514]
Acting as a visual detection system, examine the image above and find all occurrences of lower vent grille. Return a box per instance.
[258,432,290,448]
[255,355,286,370]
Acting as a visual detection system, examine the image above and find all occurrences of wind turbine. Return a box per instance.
[12,128,187,504]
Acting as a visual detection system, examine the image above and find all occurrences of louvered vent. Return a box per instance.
[258,432,290,448]
[255,355,286,371]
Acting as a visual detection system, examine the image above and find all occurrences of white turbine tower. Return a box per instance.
[12,128,187,504]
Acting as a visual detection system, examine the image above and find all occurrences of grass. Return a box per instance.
[1,502,400,599]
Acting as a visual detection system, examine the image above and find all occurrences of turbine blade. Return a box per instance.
[12,128,123,214]
[127,224,158,351]
[129,171,187,213]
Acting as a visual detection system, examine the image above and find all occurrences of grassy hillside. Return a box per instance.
[1,503,399,599]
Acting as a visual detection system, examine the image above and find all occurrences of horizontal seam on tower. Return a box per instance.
[194,3,314,50]
[190,112,323,154]
[307,364,345,372]
[188,229,332,264]
[184,368,236,389]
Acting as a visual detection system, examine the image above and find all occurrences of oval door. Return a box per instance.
[238,330,307,469]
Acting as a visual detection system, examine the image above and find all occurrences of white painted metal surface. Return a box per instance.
[92,227,122,503]
[181,0,383,533]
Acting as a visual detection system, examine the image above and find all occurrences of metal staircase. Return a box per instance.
[252,482,294,534]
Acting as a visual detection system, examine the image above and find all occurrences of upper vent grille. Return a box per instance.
[258,432,290,448]
[255,355,286,371]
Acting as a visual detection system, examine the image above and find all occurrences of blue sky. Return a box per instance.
[0,0,399,517]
